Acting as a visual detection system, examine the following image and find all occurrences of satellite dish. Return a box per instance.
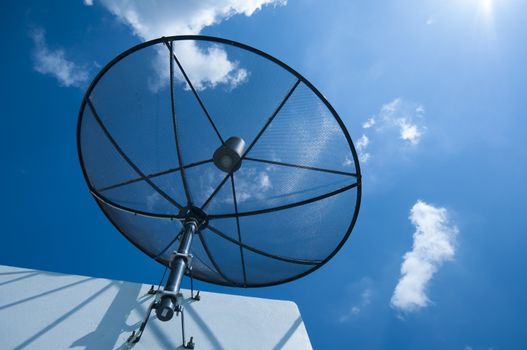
[77,35,361,346]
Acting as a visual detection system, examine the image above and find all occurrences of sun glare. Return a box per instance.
[479,0,494,16]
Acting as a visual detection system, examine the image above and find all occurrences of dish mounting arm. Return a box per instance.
[156,219,196,321]
[127,218,199,349]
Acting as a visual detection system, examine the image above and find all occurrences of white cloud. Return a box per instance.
[146,191,162,211]
[339,286,373,322]
[356,134,369,150]
[83,0,94,6]
[96,0,285,91]
[30,28,88,88]
[235,167,274,203]
[377,98,426,145]
[362,117,375,129]
[359,153,371,163]
[391,200,458,312]
[355,134,371,163]
[381,98,399,114]
[356,98,426,167]
[258,172,272,190]
[399,120,422,144]
[97,0,286,38]
[343,156,354,166]
[170,41,248,91]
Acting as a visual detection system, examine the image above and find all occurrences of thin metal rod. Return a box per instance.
[260,178,353,201]
[181,308,186,345]
[206,225,321,265]
[244,157,357,177]
[156,266,168,292]
[165,41,224,145]
[97,159,213,192]
[189,270,194,298]
[201,79,301,210]
[200,173,231,211]
[230,175,248,286]
[87,99,183,210]
[168,41,193,206]
[92,190,183,220]
[242,79,301,159]
[209,182,358,219]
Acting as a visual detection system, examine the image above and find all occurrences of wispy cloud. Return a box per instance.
[355,134,370,163]
[362,117,375,129]
[355,98,426,169]
[339,287,372,322]
[338,277,374,323]
[94,0,286,91]
[378,98,426,145]
[399,119,422,145]
[30,28,88,88]
[235,166,274,203]
[83,0,94,6]
[391,200,458,313]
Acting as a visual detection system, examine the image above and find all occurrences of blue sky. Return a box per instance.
[1,0,527,349]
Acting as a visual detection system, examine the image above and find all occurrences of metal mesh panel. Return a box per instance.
[242,249,313,286]
[190,232,231,285]
[98,179,179,216]
[183,161,226,209]
[98,199,182,259]
[171,39,297,149]
[247,82,357,174]
[172,77,221,165]
[232,159,354,214]
[80,105,137,190]
[78,36,361,287]
[148,172,187,212]
[190,254,225,283]
[203,174,238,217]
[201,227,246,286]
[88,43,179,176]
[237,187,357,261]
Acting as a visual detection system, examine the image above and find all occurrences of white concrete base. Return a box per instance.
[0,265,312,350]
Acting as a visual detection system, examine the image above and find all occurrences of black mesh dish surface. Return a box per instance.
[77,36,362,287]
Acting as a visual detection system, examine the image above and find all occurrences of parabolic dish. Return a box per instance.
[77,35,362,287]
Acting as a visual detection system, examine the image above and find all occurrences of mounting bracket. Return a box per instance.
[127,219,200,348]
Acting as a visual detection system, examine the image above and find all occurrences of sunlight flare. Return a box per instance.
[479,0,494,16]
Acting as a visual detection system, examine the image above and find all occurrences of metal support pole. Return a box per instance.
[156,220,196,321]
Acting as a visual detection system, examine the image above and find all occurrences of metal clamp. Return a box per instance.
[169,251,193,267]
